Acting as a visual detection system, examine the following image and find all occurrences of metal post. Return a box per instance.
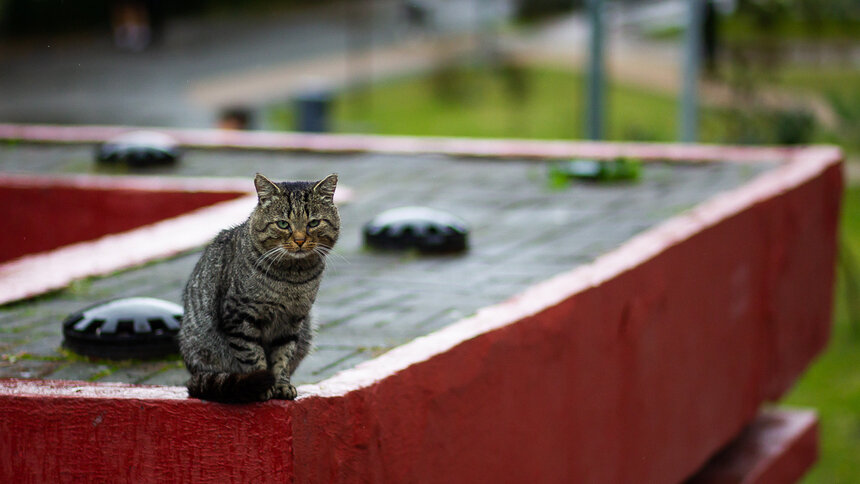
[346,0,374,122]
[680,0,704,142]
[586,0,605,141]
[477,0,495,61]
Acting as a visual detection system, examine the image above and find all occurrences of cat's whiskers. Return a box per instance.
[268,249,286,277]
[312,244,349,274]
[255,246,282,268]
[312,244,334,262]
[255,247,281,277]
[259,246,289,278]
[316,243,348,264]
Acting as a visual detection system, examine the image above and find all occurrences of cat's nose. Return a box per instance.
[294,233,306,246]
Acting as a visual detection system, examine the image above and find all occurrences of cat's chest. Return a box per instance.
[227,278,316,323]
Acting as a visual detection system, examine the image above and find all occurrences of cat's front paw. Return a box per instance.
[274,382,298,400]
[263,382,297,400]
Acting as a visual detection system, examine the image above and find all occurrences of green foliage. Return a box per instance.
[515,0,581,23]
[728,0,860,42]
[647,1,860,43]
[703,107,817,146]
[718,2,860,155]
[775,68,860,154]
[548,157,642,188]
[773,109,816,145]
[698,64,860,152]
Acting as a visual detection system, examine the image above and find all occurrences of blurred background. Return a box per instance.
[0,1,858,482]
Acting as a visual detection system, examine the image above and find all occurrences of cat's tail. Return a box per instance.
[186,370,275,403]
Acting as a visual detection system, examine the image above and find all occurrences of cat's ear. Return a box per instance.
[254,173,281,205]
[313,174,338,202]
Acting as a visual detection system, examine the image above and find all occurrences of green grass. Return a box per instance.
[776,67,860,93]
[270,64,858,154]
[274,64,855,152]
[641,24,684,41]
[269,66,685,142]
[783,186,860,484]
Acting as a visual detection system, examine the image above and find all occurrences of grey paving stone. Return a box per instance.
[44,362,114,382]
[0,358,62,379]
[292,346,366,385]
[0,143,777,386]
[140,367,191,387]
[15,333,64,359]
[97,361,175,384]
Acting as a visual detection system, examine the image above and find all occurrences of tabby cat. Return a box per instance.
[179,173,339,403]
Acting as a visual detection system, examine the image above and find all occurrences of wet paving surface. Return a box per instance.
[0,143,775,386]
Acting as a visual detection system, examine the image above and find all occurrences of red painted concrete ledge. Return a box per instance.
[0,173,351,305]
[0,126,843,483]
[690,409,819,484]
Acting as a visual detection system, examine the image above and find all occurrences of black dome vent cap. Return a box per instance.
[62,297,183,360]
[363,206,469,254]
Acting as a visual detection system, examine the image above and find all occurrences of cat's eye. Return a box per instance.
[307,220,321,228]
[276,220,290,230]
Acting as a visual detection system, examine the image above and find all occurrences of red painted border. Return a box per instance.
[0,380,293,482]
[689,409,819,484]
[0,174,253,305]
[0,173,352,304]
[0,122,799,162]
[0,125,843,483]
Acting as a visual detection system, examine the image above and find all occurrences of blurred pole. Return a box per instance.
[586,0,605,141]
[477,0,495,60]
[680,0,704,142]
[344,0,375,125]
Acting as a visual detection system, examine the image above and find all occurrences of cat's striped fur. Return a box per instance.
[179,173,339,403]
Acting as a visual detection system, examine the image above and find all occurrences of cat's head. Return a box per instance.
[248,173,340,260]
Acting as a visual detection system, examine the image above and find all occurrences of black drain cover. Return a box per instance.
[364,206,469,253]
[62,297,182,360]
[96,131,181,167]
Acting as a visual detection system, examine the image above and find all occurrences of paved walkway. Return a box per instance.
[0,142,774,386]
[0,0,511,128]
[0,0,843,135]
